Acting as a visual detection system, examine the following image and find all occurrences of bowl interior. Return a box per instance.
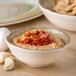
[7,28,70,51]
[39,0,55,10]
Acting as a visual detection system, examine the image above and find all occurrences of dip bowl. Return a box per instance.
[6,28,70,67]
[38,0,76,31]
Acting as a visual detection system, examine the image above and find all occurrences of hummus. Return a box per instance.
[13,29,65,50]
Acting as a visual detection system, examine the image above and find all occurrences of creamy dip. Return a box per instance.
[13,29,65,50]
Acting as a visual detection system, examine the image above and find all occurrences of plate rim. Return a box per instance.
[1,12,42,26]
[0,4,43,26]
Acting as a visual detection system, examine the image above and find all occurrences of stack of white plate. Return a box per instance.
[0,0,42,26]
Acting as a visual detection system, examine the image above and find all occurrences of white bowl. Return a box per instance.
[38,0,76,31]
[6,28,70,67]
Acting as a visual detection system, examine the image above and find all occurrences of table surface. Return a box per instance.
[0,16,76,76]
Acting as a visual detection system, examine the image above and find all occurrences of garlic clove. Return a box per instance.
[4,57,15,71]
[0,52,12,63]
[0,27,10,52]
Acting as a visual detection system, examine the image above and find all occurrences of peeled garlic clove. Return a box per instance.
[4,57,15,71]
[0,27,10,52]
[0,52,12,63]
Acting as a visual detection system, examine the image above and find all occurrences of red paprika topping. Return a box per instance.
[18,30,54,46]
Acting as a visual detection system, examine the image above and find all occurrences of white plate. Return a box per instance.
[0,0,42,26]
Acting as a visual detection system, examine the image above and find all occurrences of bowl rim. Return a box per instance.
[38,0,76,18]
[6,28,70,52]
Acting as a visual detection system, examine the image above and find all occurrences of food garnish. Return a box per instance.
[17,30,54,46]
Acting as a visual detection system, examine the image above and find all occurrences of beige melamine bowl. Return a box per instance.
[6,28,70,67]
[38,0,76,31]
